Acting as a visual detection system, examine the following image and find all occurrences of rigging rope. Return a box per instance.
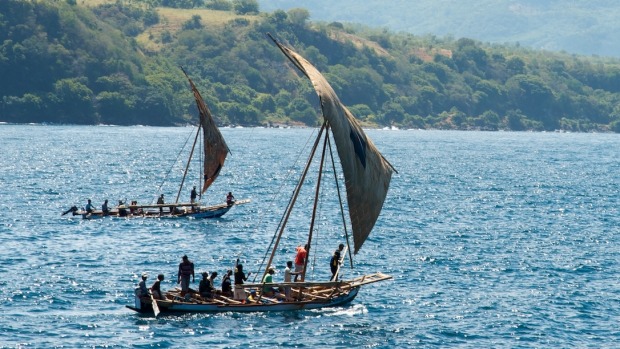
[154,127,196,204]
[251,126,322,283]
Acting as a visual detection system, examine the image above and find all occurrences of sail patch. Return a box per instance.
[349,128,367,168]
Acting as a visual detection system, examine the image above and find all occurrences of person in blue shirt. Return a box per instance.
[85,199,94,214]
[138,273,149,297]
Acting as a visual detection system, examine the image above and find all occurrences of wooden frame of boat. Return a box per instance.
[126,273,391,314]
[66,199,250,219]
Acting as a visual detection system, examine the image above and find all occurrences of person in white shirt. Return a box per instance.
[283,261,300,300]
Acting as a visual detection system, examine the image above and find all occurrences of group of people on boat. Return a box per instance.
[76,190,236,217]
[137,243,346,304]
[137,272,165,300]
[83,198,143,216]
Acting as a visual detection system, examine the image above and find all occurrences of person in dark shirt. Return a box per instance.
[233,264,251,300]
[226,192,235,206]
[190,186,198,203]
[157,194,164,214]
[234,264,250,285]
[199,272,213,298]
[151,274,165,300]
[177,255,195,296]
[330,243,345,281]
[221,269,233,296]
[101,199,109,215]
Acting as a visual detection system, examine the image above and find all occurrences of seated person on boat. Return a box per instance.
[221,269,233,297]
[199,272,215,298]
[137,273,149,298]
[151,274,165,300]
[262,267,279,297]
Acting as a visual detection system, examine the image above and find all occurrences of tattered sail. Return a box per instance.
[271,37,395,254]
[183,69,229,194]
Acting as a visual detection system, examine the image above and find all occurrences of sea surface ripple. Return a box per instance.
[0,125,619,348]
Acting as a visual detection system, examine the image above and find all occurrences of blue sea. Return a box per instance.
[1,125,619,348]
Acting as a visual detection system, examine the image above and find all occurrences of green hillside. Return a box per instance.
[258,0,620,58]
[1,0,620,132]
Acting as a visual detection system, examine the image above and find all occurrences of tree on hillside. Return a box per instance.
[182,15,203,30]
[161,0,204,9]
[233,0,259,14]
[205,0,232,11]
[287,8,310,27]
[48,78,96,123]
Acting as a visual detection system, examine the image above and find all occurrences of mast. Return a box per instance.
[300,124,330,282]
[262,124,327,281]
[175,125,201,204]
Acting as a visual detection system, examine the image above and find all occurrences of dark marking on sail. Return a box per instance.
[349,128,367,169]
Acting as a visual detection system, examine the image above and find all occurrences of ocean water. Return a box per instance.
[0,125,619,348]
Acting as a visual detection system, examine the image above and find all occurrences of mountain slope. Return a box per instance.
[257,0,620,57]
[2,1,620,132]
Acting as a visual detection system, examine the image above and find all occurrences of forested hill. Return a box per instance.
[258,0,620,58]
[1,0,620,132]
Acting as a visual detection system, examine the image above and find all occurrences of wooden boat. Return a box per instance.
[127,273,391,314]
[127,35,396,315]
[62,199,250,220]
[63,69,249,220]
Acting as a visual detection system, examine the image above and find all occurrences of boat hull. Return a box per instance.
[71,199,249,220]
[126,287,359,314]
[126,273,392,316]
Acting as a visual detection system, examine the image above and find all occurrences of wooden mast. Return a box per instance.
[262,123,327,282]
[300,124,330,282]
[175,125,201,204]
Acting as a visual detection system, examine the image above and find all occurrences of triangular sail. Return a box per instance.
[271,37,395,254]
[183,69,229,194]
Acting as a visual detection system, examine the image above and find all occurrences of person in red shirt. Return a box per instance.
[294,244,308,281]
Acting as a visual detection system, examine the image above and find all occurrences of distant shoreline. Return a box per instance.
[2,122,618,134]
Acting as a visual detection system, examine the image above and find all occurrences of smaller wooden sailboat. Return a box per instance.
[63,69,249,220]
[128,35,396,315]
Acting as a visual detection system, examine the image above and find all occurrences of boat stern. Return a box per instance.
[126,288,154,314]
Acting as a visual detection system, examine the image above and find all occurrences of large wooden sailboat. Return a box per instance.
[127,36,395,315]
[63,69,249,220]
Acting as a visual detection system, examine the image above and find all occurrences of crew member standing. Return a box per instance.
[330,243,345,281]
[294,244,308,282]
[177,255,195,296]
[190,186,198,203]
